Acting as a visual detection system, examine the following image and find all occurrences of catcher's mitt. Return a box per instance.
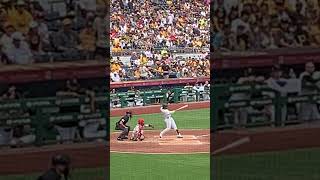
[148,124,154,128]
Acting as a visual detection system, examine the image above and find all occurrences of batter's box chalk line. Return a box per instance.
[116,139,157,143]
[158,140,203,146]
[195,134,210,138]
[154,135,197,139]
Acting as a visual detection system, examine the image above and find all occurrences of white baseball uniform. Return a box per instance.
[131,124,144,140]
[161,107,177,129]
[160,107,178,137]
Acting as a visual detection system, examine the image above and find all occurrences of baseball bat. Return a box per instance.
[174,105,189,111]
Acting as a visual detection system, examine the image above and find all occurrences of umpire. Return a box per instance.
[37,154,71,180]
[115,111,132,141]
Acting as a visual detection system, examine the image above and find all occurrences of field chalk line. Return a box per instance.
[212,136,250,155]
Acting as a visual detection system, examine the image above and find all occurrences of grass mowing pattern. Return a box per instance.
[4,148,320,180]
[110,108,210,132]
[214,148,320,180]
[0,167,105,180]
[111,153,210,180]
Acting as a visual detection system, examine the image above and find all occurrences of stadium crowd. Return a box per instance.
[0,0,107,65]
[212,0,320,51]
[110,0,210,81]
[110,51,210,81]
[110,0,210,52]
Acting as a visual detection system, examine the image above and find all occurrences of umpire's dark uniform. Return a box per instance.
[37,168,61,180]
[38,154,70,180]
[115,111,131,140]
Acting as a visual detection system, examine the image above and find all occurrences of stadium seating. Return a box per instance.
[110,87,210,108]
[0,94,108,147]
[212,0,320,51]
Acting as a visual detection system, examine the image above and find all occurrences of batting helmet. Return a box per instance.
[138,118,144,125]
[162,103,168,109]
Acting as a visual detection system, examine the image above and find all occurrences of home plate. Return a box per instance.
[159,140,202,145]
[155,135,197,139]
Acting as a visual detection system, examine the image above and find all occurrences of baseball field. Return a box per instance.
[110,101,210,180]
[3,148,320,180]
[2,101,320,179]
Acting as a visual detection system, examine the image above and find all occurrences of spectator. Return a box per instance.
[79,21,96,59]
[299,62,320,121]
[56,78,96,112]
[78,118,106,140]
[111,72,121,82]
[0,45,8,64]
[7,0,33,34]
[93,5,107,59]
[10,125,36,148]
[203,81,210,100]
[6,32,34,64]
[53,18,80,59]
[35,13,49,46]
[212,0,320,50]
[78,0,97,12]
[110,0,209,51]
[0,22,14,52]
[27,21,43,55]
[1,85,21,100]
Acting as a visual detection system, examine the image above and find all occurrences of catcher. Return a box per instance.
[130,118,154,141]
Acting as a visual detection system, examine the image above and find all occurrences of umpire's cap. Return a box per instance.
[52,154,71,166]
[126,111,132,117]
[162,103,168,109]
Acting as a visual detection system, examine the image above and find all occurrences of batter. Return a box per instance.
[159,104,183,138]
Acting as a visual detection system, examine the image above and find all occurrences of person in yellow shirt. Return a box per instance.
[79,21,96,55]
[112,37,122,52]
[199,18,207,30]
[156,66,163,76]
[7,0,33,34]
[111,60,121,73]
[111,62,117,73]
[134,69,141,80]
[139,54,148,65]
[308,20,320,45]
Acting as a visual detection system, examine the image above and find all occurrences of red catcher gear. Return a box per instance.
[138,118,144,125]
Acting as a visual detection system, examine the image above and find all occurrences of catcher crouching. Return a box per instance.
[130,118,154,141]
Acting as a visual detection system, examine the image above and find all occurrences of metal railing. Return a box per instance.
[110,87,210,108]
[0,94,108,147]
[212,83,320,131]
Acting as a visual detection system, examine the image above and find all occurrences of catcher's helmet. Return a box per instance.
[162,103,168,109]
[138,118,144,125]
[52,154,70,166]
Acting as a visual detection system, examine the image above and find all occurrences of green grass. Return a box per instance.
[3,147,320,180]
[110,108,210,132]
[0,167,105,180]
[214,148,320,180]
[110,153,210,180]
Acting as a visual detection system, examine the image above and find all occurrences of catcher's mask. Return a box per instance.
[138,118,144,125]
[126,111,132,118]
[52,154,71,180]
[162,104,168,109]
[52,154,70,166]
